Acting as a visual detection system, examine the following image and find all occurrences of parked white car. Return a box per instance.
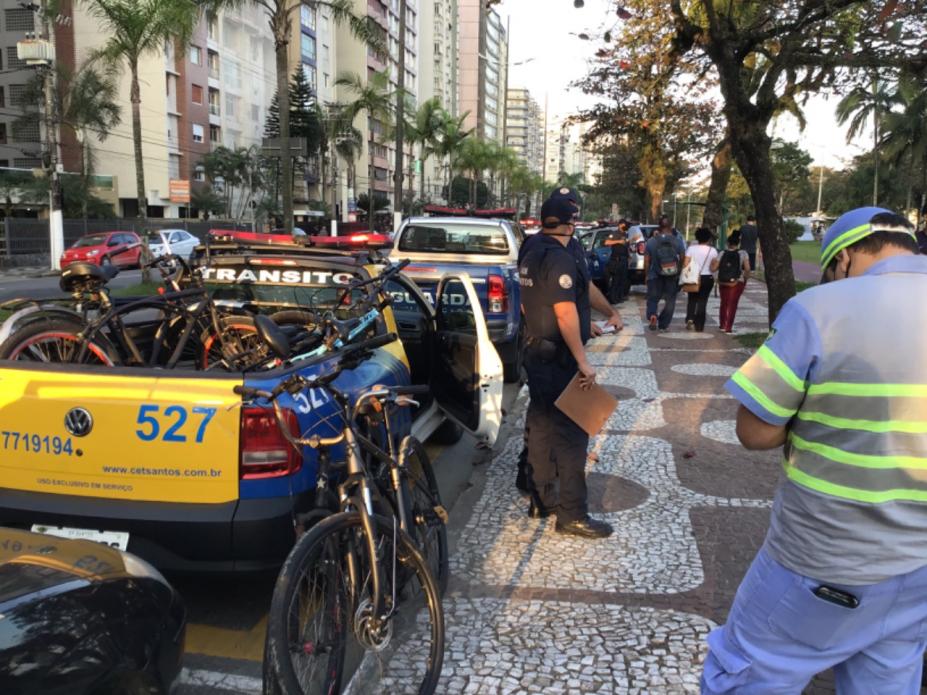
[148,229,200,258]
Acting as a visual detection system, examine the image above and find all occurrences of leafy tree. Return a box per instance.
[202,146,265,220]
[770,140,813,216]
[670,0,927,320]
[835,76,900,207]
[264,91,280,139]
[449,176,488,208]
[0,170,46,219]
[289,65,323,155]
[406,97,445,202]
[84,0,206,220]
[431,110,472,202]
[191,184,226,219]
[880,75,927,225]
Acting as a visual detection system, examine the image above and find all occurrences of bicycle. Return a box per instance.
[0,250,267,370]
[235,323,446,694]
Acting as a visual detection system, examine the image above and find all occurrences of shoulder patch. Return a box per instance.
[559,274,573,289]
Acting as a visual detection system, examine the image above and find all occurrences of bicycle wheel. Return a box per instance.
[265,512,445,695]
[0,317,119,365]
[400,437,449,595]
[197,314,265,370]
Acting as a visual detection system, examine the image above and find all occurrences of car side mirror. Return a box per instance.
[254,314,291,360]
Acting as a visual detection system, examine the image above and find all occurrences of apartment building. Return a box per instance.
[505,88,542,175]
[458,0,508,144]
[418,0,458,200]
[0,2,45,174]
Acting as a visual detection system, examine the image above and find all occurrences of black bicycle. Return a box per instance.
[236,322,445,694]
[0,251,268,370]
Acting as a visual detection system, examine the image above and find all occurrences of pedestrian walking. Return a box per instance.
[702,207,927,694]
[604,219,631,304]
[644,217,687,331]
[717,231,751,333]
[738,215,759,270]
[518,194,621,538]
[683,227,719,332]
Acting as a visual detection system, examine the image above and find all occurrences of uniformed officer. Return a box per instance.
[515,187,623,496]
[518,195,618,538]
[703,207,927,693]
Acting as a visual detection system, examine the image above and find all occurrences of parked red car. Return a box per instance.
[59,231,142,268]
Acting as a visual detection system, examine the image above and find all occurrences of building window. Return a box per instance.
[192,123,205,143]
[302,64,317,93]
[191,84,203,104]
[6,47,26,71]
[250,103,260,122]
[194,164,206,182]
[209,124,220,142]
[301,33,316,61]
[168,154,181,180]
[0,160,8,168]
[4,9,35,31]
[208,50,220,79]
[14,157,41,168]
[11,120,39,143]
[304,5,316,28]
[225,93,238,118]
[208,88,220,116]
[0,124,6,144]
[0,86,6,108]
[189,45,202,65]
[207,12,218,40]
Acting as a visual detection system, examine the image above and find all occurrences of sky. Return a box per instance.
[496,0,868,172]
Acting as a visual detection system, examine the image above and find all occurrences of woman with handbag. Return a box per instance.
[682,227,719,332]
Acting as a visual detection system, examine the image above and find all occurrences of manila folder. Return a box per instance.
[554,373,618,436]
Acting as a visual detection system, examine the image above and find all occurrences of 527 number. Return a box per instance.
[135,405,216,444]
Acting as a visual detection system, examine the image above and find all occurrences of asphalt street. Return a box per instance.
[0,269,144,303]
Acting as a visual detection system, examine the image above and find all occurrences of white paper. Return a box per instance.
[596,321,617,335]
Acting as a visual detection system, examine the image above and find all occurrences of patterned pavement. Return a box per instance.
[365,282,797,694]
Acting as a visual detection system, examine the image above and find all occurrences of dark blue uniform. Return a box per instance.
[518,233,592,522]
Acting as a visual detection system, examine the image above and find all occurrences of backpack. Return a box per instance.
[655,236,680,276]
[718,250,742,283]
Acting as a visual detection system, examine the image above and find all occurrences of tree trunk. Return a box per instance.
[702,137,732,233]
[273,16,293,234]
[130,62,146,220]
[81,138,89,224]
[420,147,426,201]
[729,120,795,323]
[130,61,151,283]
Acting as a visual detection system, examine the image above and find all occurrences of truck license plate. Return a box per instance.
[31,524,130,551]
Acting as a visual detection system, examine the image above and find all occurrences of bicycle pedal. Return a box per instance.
[434,505,449,524]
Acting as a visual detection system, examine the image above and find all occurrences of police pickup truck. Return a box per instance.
[0,239,503,571]
[390,215,524,382]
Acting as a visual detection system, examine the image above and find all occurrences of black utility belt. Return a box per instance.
[525,337,575,366]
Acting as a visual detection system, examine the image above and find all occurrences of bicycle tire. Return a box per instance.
[265,511,445,695]
[0,317,120,365]
[401,437,449,595]
[197,314,264,370]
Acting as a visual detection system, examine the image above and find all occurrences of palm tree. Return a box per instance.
[231,0,382,234]
[836,75,899,206]
[328,104,363,213]
[335,70,394,219]
[431,110,472,202]
[85,0,206,220]
[457,138,495,206]
[880,75,927,226]
[406,97,445,202]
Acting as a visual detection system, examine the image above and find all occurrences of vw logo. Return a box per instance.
[64,407,93,437]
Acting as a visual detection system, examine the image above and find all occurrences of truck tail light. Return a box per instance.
[487,274,508,313]
[240,407,301,479]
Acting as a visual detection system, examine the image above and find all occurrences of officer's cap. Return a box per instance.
[820,207,915,269]
[550,186,581,207]
[540,197,576,229]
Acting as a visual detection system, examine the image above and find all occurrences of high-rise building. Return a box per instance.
[458,0,508,144]
[505,88,543,175]
[418,0,458,200]
[543,116,601,186]
[0,3,45,173]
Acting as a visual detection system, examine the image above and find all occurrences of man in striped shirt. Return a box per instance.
[702,207,927,693]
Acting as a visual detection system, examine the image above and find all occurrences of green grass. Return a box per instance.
[734,331,769,350]
[789,241,820,265]
[0,309,10,323]
[111,282,162,297]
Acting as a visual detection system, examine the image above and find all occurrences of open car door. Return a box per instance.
[432,274,504,445]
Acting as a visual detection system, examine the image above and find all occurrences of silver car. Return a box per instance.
[627,224,658,285]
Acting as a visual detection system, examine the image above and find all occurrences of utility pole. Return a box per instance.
[816,166,824,214]
[392,0,407,232]
[30,0,64,270]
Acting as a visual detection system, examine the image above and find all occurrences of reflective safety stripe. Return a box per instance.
[757,345,806,392]
[796,409,927,434]
[790,433,927,470]
[820,222,872,269]
[731,371,795,418]
[784,459,927,504]
[808,382,927,398]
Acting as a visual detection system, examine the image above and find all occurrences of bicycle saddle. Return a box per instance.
[255,314,291,359]
[59,261,116,293]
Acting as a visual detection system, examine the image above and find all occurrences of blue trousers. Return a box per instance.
[702,545,927,694]
[646,275,679,329]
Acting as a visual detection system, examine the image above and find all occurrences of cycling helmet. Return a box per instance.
[820,206,915,269]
